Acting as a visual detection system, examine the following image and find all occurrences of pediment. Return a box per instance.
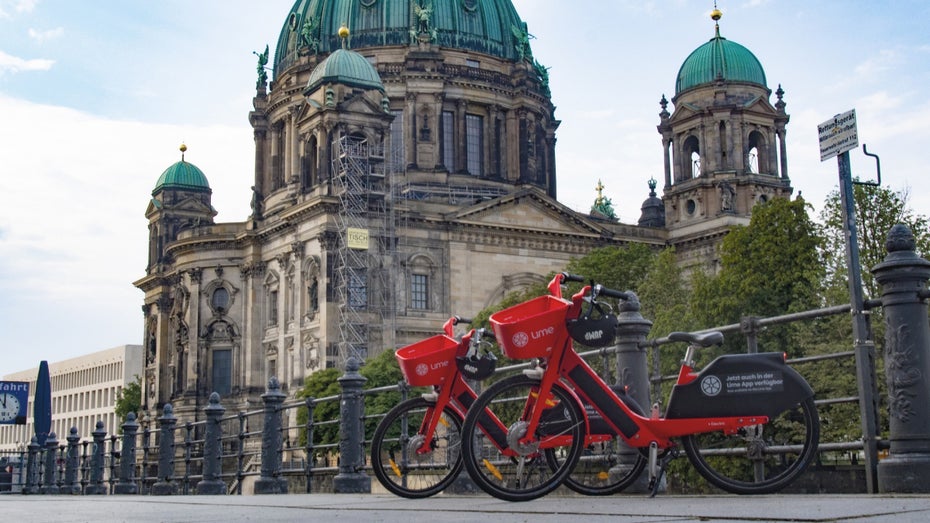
[146,196,215,217]
[447,187,607,236]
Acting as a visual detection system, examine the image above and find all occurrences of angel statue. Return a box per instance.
[253,44,269,88]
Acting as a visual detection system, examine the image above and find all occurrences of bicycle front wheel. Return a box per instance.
[461,375,585,502]
[555,434,647,495]
[370,397,464,498]
[682,396,820,494]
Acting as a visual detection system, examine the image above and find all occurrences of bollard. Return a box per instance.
[114,413,140,494]
[614,292,654,492]
[40,432,60,494]
[254,377,287,494]
[151,404,178,495]
[23,436,40,494]
[64,427,81,494]
[872,224,930,493]
[333,356,371,493]
[85,421,108,494]
[197,393,227,495]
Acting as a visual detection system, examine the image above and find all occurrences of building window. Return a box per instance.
[212,349,232,396]
[211,287,229,313]
[391,110,405,166]
[442,111,454,171]
[411,274,429,310]
[466,114,483,176]
[349,269,367,309]
[269,290,279,325]
[308,280,319,313]
[465,59,479,68]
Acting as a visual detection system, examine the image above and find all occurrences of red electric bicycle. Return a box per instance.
[371,310,647,498]
[460,274,820,501]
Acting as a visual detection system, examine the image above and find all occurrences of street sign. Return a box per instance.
[818,109,858,162]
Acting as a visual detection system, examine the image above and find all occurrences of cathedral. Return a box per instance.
[134,0,792,420]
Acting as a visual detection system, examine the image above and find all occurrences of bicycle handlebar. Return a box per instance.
[560,272,586,284]
[452,316,473,325]
[593,284,635,302]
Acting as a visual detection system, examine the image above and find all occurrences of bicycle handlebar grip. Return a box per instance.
[595,285,634,301]
[560,272,586,283]
[453,316,473,325]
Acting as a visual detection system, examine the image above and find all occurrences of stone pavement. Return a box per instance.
[3,493,930,523]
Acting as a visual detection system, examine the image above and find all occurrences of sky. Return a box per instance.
[2,0,929,377]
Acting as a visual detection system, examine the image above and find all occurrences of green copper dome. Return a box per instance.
[275,0,531,76]
[675,28,767,95]
[153,159,211,194]
[306,46,384,93]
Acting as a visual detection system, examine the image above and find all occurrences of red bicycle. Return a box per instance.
[460,273,820,501]
[371,311,647,498]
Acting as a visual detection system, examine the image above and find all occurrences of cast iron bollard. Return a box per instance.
[151,404,178,495]
[114,412,140,494]
[872,224,930,493]
[197,392,227,495]
[254,377,287,494]
[85,422,108,495]
[23,436,40,494]
[64,427,81,494]
[40,432,60,494]
[614,292,654,492]
[333,356,371,493]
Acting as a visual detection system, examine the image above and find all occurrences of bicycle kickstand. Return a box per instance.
[647,442,677,498]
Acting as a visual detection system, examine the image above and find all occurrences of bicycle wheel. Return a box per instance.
[682,396,820,494]
[555,435,647,495]
[461,375,585,502]
[370,397,464,498]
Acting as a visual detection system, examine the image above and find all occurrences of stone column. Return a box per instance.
[151,404,178,495]
[333,357,371,493]
[872,224,930,493]
[197,392,227,494]
[114,413,140,494]
[254,377,287,494]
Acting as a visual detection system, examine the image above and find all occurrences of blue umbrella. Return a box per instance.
[33,361,52,446]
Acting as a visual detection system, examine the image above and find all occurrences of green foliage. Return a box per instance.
[114,376,142,424]
[565,243,657,293]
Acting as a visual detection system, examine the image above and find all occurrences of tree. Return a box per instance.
[691,197,825,357]
[564,243,656,294]
[114,377,142,424]
[820,182,930,300]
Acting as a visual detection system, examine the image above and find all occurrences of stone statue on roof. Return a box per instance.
[253,45,269,88]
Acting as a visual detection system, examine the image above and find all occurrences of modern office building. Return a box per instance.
[0,345,143,450]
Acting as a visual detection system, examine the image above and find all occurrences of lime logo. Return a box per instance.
[701,375,722,396]
[415,363,429,376]
[512,332,529,348]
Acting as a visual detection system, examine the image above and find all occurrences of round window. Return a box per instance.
[686,199,696,215]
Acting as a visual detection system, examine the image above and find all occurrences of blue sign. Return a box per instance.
[0,381,29,425]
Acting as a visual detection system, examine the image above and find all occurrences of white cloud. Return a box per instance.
[28,26,64,43]
[854,49,900,78]
[0,0,38,18]
[0,50,54,73]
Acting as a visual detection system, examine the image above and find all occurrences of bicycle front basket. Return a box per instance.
[395,334,460,386]
[490,295,571,359]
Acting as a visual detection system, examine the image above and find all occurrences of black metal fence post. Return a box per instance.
[333,356,371,493]
[197,392,226,495]
[873,224,930,493]
[85,422,107,495]
[115,412,139,494]
[40,432,59,494]
[64,427,81,494]
[23,436,40,494]
[303,396,316,493]
[151,404,178,495]
[255,377,287,494]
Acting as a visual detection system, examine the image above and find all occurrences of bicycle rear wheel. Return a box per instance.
[461,375,585,502]
[682,396,819,494]
[370,397,463,498]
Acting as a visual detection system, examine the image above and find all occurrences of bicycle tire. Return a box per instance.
[682,396,820,494]
[370,397,464,498]
[554,435,647,495]
[461,375,585,502]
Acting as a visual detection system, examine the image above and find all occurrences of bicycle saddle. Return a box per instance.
[668,331,723,347]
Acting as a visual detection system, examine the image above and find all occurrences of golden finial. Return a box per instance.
[338,25,350,49]
[711,8,722,21]
[180,143,187,162]
[595,179,605,204]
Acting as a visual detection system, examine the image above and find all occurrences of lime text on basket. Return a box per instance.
[531,326,556,340]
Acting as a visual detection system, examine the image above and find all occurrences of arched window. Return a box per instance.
[747,131,768,174]
[680,135,700,181]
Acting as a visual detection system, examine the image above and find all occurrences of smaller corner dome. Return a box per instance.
[305,48,384,94]
[675,32,767,95]
[153,160,211,194]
